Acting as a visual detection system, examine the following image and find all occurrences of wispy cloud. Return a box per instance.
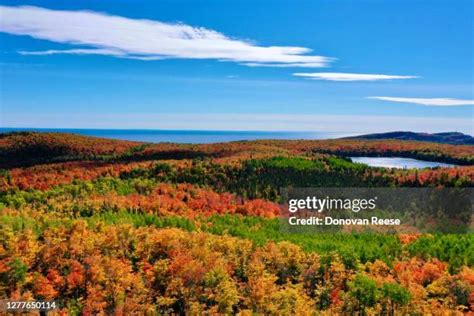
[18,48,128,57]
[293,72,418,81]
[368,96,474,106]
[0,5,332,67]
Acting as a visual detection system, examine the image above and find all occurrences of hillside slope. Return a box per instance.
[347,131,474,145]
[1,132,474,168]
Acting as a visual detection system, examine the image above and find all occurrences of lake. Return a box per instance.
[0,128,349,144]
[350,157,456,169]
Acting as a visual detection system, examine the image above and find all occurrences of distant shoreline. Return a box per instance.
[1,128,473,145]
[0,128,350,144]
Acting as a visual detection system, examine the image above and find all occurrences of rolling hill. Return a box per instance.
[347,131,474,145]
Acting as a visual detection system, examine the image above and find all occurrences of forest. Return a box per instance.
[0,132,473,315]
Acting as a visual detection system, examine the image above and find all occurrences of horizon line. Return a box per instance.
[0,127,471,137]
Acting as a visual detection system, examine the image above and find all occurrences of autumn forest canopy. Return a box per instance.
[0,132,473,314]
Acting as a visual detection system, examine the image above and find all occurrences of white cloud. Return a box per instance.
[18,48,128,57]
[244,62,333,68]
[0,5,332,67]
[368,96,474,106]
[293,72,418,81]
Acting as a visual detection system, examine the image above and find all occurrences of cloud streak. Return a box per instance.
[293,72,418,81]
[0,5,332,67]
[368,96,474,106]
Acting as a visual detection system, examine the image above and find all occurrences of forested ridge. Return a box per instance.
[347,131,474,145]
[0,132,473,314]
[2,132,474,168]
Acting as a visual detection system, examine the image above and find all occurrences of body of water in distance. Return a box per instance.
[1,128,461,168]
[0,128,349,144]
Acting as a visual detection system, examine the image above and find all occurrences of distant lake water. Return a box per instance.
[351,157,456,169]
[0,128,349,144]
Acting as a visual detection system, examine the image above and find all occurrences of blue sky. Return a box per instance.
[1,0,473,134]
